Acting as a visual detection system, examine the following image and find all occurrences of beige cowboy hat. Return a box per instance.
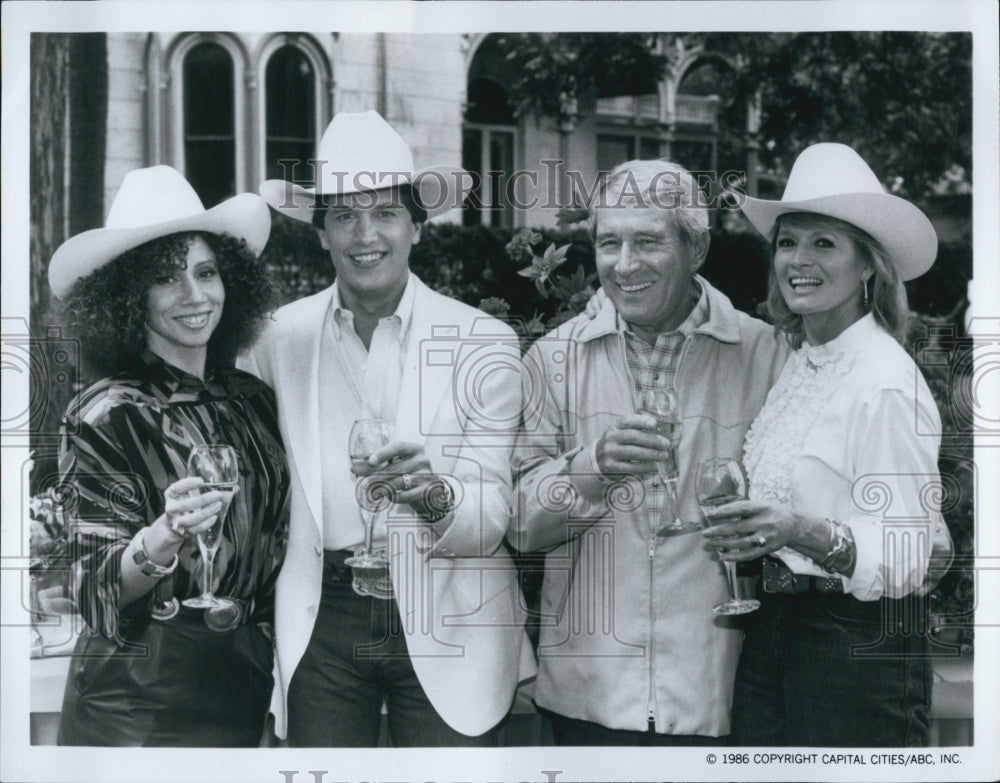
[740,143,937,281]
[48,166,271,299]
[258,109,471,224]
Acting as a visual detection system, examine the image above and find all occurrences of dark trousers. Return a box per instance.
[732,591,932,747]
[542,709,728,747]
[286,551,500,747]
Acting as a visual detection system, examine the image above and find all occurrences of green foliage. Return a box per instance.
[494,33,666,126]
[906,315,975,653]
[258,210,332,305]
[704,31,972,198]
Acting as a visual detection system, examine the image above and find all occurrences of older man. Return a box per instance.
[241,111,532,746]
[510,159,787,745]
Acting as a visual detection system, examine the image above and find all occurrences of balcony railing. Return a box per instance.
[596,94,660,121]
[675,94,721,126]
[595,93,721,127]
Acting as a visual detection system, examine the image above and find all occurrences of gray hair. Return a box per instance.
[588,159,710,245]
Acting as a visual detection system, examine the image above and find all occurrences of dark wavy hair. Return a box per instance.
[310,184,427,231]
[765,212,909,349]
[58,231,275,375]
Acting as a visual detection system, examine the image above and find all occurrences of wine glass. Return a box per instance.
[344,419,394,597]
[637,389,698,534]
[183,445,239,609]
[695,458,760,615]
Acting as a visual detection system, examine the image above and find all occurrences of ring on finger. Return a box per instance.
[169,515,185,535]
[751,533,767,547]
[401,474,413,491]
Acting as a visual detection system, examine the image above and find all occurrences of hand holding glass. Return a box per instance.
[695,458,760,615]
[183,445,239,609]
[638,389,697,534]
[345,419,393,597]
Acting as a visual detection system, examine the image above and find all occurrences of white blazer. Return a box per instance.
[239,275,535,738]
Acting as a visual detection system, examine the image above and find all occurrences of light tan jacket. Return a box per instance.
[510,278,787,735]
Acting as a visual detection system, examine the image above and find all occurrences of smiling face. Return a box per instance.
[316,188,421,316]
[594,203,707,343]
[773,213,872,345]
[144,235,224,375]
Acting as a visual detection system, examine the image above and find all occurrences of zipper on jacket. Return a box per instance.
[619,331,659,729]
[647,534,657,728]
[646,465,657,727]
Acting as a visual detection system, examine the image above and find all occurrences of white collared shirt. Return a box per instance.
[317,275,415,550]
[744,314,948,599]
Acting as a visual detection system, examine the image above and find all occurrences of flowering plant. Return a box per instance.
[513,233,571,297]
[478,228,597,351]
[29,487,70,574]
[28,482,78,653]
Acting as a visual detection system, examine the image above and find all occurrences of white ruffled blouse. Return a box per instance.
[743,314,949,600]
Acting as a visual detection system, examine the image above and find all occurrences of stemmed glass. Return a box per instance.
[695,458,760,615]
[344,418,394,598]
[183,445,239,609]
[637,389,697,534]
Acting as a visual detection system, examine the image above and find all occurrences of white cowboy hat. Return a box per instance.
[740,143,937,281]
[48,166,271,299]
[258,110,471,224]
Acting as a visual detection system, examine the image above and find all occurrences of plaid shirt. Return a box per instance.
[622,280,710,524]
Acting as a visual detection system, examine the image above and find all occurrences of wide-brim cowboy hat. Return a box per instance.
[259,109,472,224]
[49,165,271,299]
[740,143,937,281]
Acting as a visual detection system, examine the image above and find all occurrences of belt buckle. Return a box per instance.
[204,599,245,632]
[762,558,795,594]
[151,596,180,621]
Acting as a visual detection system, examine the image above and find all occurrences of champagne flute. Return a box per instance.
[345,419,393,596]
[637,389,698,534]
[183,445,239,609]
[695,458,760,615]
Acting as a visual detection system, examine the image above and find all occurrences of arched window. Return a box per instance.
[673,57,732,173]
[182,42,235,207]
[463,37,518,229]
[265,45,316,181]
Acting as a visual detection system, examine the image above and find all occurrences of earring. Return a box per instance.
[862,277,870,309]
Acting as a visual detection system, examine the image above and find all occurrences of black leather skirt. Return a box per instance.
[57,610,273,747]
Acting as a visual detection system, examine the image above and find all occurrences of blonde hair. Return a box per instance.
[765,212,909,347]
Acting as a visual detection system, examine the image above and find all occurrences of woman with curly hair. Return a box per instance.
[48,166,290,746]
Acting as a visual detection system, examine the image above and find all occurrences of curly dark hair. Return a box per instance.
[58,231,276,375]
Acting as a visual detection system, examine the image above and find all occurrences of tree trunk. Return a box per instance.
[69,34,108,237]
[28,33,108,494]
[30,33,70,323]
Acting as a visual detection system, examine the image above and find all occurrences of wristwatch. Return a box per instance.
[819,520,856,575]
[132,528,179,579]
[423,479,456,522]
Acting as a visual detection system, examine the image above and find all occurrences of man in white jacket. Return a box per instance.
[241,111,532,746]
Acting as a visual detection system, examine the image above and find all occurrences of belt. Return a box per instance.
[324,549,394,600]
[323,548,356,577]
[150,595,255,632]
[761,556,844,595]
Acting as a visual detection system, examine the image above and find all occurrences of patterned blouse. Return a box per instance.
[743,314,948,600]
[59,351,290,643]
